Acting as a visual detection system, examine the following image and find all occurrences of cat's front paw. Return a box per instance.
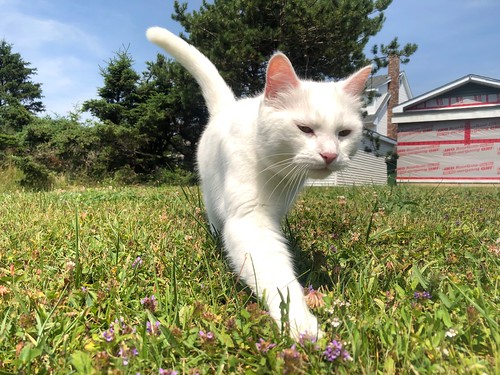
[288,309,324,341]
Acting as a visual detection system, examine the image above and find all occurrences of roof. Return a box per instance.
[393,74,500,114]
[364,71,412,130]
[366,74,390,90]
[366,72,412,98]
[363,93,389,125]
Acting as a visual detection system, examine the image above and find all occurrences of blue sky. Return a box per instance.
[1,0,498,116]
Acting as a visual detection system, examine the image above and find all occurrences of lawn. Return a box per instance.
[0,185,498,374]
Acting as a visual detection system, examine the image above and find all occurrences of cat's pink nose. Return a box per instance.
[320,152,337,164]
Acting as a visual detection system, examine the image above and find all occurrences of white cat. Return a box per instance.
[147,27,371,340]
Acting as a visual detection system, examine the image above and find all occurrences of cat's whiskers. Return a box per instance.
[261,159,308,207]
[255,152,319,206]
[265,164,298,203]
[255,153,296,173]
[271,166,300,205]
[282,166,308,209]
[255,156,295,184]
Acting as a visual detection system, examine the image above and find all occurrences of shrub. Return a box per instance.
[153,167,197,185]
[11,155,54,191]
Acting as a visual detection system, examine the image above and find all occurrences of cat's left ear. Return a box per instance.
[342,65,372,97]
[264,53,300,100]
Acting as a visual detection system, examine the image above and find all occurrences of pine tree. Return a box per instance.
[371,37,418,68]
[135,54,206,171]
[171,0,415,96]
[154,0,418,171]
[0,40,44,133]
[82,48,140,126]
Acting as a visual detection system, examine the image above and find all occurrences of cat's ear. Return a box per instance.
[264,53,300,100]
[342,65,372,97]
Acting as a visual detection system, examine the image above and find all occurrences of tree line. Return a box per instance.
[0,0,416,190]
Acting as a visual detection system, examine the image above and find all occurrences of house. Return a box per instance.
[308,56,412,186]
[364,60,413,138]
[393,74,500,183]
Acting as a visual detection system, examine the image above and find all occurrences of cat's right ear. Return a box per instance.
[342,65,372,97]
[264,53,300,101]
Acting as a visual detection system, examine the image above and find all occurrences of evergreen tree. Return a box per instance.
[172,0,414,96]
[371,37,418,68]
[152,0,418,171]
[0,40,44,133]
[81,0,418,177]
[135,54,206,171]
[81,48,146,175]
[82,48,141,126]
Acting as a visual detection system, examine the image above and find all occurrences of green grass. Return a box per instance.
[0,185,498,374]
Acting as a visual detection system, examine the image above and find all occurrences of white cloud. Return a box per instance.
[464,0,498,7]
[37,56,100,116]
[0,5,105,56]
[0,0,106,115]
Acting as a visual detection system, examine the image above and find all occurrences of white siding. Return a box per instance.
[307,137,395,186]
[376,104,388,136]
[399,80,410,103]
[379,83,389,96]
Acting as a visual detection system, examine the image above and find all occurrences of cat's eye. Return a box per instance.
[338,129,352,137]
[297,125,314,134]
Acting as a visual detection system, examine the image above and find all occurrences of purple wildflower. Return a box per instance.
[199,330,215,343]
[116,317,126,330]
[141,295,158,312]
[280,344,302,373]
[298,332,317,346]
[255,338,277,353]
[414,291,432,300]
[113,317,136,335]
[281,344,300,359]
[132,256,143,268]
[118,345,138,366]
[102,326,115,342]
[342,349,352,361]
[159,369,178,375]
[146,320,161,335]
[324,340,342,361]
[324,340,352,362]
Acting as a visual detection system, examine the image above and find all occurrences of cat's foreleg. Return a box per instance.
[223,215,321,340]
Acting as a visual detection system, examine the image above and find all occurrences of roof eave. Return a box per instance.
[394,74,500,113]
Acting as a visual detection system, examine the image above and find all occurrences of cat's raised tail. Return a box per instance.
[146,27,235,116]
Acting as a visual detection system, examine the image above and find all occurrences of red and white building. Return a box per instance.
[393,74,500,183]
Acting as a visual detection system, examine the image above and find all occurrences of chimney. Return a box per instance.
[387,54,400,140]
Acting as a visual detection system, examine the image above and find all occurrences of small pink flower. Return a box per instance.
[199,330,215,344]
[304,286,325,309]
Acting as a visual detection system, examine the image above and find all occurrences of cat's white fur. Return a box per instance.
[147,26,371,339]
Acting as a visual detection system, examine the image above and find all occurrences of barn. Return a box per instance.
[393,74,500,183]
